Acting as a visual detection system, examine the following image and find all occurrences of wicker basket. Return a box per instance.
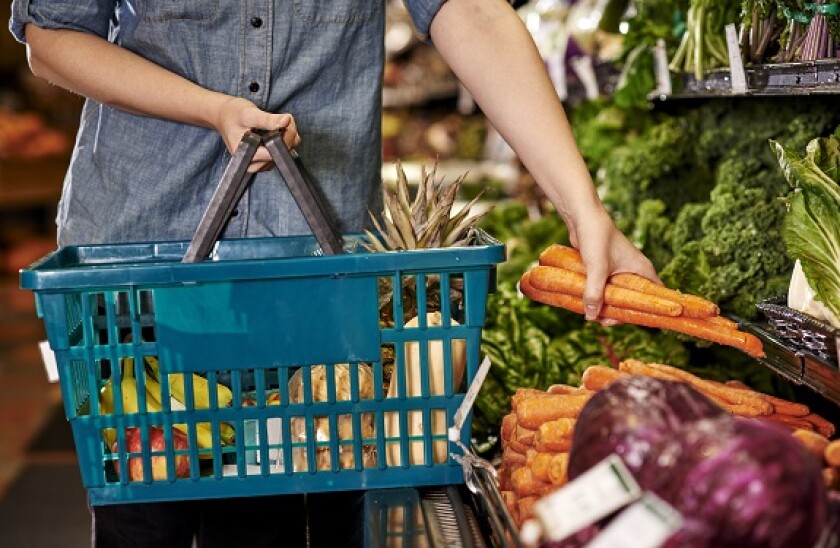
[756,296,839,367]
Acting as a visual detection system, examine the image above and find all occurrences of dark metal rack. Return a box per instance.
[654,59,840,100]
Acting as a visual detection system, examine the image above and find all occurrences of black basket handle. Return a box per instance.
[183,129,344,263]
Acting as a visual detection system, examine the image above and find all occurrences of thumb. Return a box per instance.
[582,263,608,321]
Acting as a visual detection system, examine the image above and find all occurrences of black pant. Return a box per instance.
[92,492,364,548]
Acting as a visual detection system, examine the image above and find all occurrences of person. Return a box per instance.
[10,0,659,546]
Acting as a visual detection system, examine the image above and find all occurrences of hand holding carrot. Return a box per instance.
[521,245,765,358]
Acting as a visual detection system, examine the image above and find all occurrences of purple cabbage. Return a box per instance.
[568,375,829,547]
[568,375,724,479]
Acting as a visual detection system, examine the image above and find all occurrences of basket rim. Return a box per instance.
[20,230,506,292]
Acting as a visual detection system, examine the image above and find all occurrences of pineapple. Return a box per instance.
[362,160,493,327]
[365,161,492,463]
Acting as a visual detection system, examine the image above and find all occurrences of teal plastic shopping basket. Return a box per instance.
[19,231,504,505]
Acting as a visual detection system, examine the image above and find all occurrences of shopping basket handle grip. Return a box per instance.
[260,129,344,256]
[183,129,344,263]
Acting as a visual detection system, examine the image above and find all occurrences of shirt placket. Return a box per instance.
[227,0,273,237]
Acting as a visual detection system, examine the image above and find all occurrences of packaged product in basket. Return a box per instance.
[288,364,377,471]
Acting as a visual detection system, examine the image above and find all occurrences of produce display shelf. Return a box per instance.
[383,78,461,108]
[739,319,840,406]
[655,59,840,100]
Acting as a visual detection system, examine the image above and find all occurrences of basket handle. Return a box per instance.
[182,129,344,263]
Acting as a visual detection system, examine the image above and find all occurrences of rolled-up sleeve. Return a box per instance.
[403,0,447,40]
[9,0,114,44]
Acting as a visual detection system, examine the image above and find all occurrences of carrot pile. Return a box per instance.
[520,245,765,358]
[792,430,840,490]
[498,361,837,527]
[498,385,591,527]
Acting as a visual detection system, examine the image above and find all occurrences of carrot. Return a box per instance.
[511,466,552,498]
[517,496,540,525]
[528,452,569,485]
[792,429,830,462]
[633,361,773,413]
[511,388,552,409]
[535,418,576,453]
[529,265,683,317]
[515,424,537,447]
[805,413,837,439]
[707,316,739,330]
[515,393,592,429]
[825,440,840,467]
[539,244,719,318]
[610,273,719,318]
[546,384,580,395]
[539,244,587,274]
[759,414,816,432]
[521,273,765,358]
[581,365,627,391]
[501,414,517,445]
[503,446,527,467]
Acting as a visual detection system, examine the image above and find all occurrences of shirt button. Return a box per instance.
[231,208,240,217]
[249,82,260,93]
[250,17,263,28]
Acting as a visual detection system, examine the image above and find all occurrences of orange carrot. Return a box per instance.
[610,273,719,318]
[529,265,683,317]
[707,316,739,330]
[807,414,837,439]
[581,365,627,391]
[825,440,840,467]
[539,244,587,274]
[521,273,765,358]
[538,244,719,318]
[760,414,817,432]
[792,429,830,461]
[515,393,592,429]
[628,361,773,413]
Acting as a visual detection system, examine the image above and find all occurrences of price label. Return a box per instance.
[534,455,641,541]
[725,23,748,94]
[653,39,672,97]
[585,493,683,548]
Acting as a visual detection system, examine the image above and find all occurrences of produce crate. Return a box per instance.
[20,231,504,505]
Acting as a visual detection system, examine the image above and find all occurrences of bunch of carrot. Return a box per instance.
[498,385,592,527]
[581,361,835,438]
[520,244,765,358]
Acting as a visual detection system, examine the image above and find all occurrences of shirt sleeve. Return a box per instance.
[9,0,114,44]
[402,0,447,40]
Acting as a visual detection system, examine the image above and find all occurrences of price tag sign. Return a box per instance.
[534,455,641,541]
[585,493,683,548]
[725,23,748,94]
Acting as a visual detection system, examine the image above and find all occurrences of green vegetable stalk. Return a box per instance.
[669,0,741,78]
[771,130,840,323]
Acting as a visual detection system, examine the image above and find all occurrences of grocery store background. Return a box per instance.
[2,0,840,546]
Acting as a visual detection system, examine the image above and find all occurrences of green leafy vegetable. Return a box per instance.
[771,133,840,322]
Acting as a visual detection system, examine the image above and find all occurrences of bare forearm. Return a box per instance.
[24,25,229,129]
[430,0,602,223]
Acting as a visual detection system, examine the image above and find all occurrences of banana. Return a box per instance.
[144,359,235,447]
[145,356,234,409]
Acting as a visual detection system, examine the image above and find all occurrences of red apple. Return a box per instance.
[242,396,256,407]
[114,426,190,481]
[267,392,281,405]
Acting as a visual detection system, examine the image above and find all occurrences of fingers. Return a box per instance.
[258,113,300,150]
[582,258,608,321]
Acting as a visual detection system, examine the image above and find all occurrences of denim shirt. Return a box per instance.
[9,0,444,246]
